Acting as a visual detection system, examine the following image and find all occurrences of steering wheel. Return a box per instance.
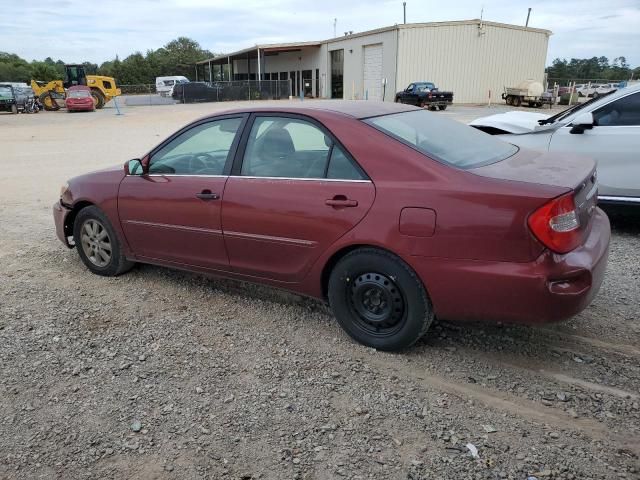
[188,152,222,173]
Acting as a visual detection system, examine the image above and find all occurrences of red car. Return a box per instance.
[53,102,610,351]
[65,86,95,112]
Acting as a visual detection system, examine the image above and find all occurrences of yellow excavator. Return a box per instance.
[31,64,121,111]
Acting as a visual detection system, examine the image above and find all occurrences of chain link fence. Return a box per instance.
[116,80,292,106]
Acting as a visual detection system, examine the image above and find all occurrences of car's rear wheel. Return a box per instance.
[438,105,447,111]
[505,95,513,105]
[73,206,134,276]
[328,248,434,351]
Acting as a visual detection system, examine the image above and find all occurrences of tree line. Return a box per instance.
[0,37,215,85]
[2,38,638,86]
[546,56,639,82]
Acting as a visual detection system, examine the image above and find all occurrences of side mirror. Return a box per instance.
[570,112,594,134]
[125,158,143,175]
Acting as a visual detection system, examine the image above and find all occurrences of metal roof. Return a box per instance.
[197,41,322,65]
[197,19,552,65]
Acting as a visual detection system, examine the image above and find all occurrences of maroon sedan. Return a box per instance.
[53,102,610,351]
[65,86,95,112]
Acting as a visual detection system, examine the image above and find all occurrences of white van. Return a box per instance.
[155,76,189,97]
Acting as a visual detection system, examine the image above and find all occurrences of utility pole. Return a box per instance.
[525,7,531,27]
[403,2,407,24]
[333,18,337,37]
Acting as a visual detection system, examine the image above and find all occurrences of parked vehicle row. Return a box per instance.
[156,76,190,97]
[54,101,609,351]
[470,83,640,205]
[0,84,41,114]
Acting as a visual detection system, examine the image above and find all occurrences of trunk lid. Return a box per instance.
[470,147,598,231]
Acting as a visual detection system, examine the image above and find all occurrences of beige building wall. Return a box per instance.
[320,28,399,101]
[396,21,550,103]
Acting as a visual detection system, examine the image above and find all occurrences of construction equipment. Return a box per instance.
[31,64,121,111]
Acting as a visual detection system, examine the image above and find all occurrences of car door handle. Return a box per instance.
[196,190,219,200]
[325,196,358,208]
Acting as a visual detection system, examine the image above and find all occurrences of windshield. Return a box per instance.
[0,86,12,97]
[365,110,518,169]
[68,90,91,98]
[415,83,435,91]
[539,89,617,125]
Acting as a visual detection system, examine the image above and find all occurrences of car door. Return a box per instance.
[398,84,414,104]
[221,114,375,283]
[118,115,246,269]
[548,90,640,199]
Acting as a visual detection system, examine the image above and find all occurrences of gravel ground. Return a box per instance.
[0,101,639,480]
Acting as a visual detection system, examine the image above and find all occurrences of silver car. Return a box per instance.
[469,83,640,205]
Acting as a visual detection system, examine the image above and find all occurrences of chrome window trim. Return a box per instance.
[143,174,229,178]
[128,173,371,182]
[230,175,372,183]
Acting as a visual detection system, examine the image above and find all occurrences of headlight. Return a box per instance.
[60,182,69,197]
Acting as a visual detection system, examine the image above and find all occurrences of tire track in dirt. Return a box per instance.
[358,352,640,456]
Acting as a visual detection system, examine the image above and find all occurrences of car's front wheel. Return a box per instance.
[73,206,135,276]
[328,248,434,351]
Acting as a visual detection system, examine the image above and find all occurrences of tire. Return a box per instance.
[11,104,17,114]
[419,100,426,108]
[39,92,60,111]
[90,89,106,109]
[438,105,447,111]
[512,96,522,107]
[73,206,135,277]
[395,96,401,103]
[505,95,513,105]
[328,248,434,351]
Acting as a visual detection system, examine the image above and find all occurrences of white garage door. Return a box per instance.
[363,44,383,101]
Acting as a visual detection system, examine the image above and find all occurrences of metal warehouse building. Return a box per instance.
[196,20,551,104]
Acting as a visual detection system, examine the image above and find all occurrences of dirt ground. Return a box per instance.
[0,100,638,480]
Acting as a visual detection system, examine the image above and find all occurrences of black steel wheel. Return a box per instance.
[73,206,135,276]
[348,271,406,337]
[328,248,434,351]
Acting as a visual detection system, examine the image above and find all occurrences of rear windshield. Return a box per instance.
[68,90,91,98]
[364,110,518,169]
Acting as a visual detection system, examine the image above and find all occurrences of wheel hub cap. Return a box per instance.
[348,273,405,334]
[80,219,112,267]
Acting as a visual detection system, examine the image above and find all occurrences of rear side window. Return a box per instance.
[593,92,640,126]
[365,110,518,169]
[241,116,365,180]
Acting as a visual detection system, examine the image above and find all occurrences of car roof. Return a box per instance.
[220,100,419,120]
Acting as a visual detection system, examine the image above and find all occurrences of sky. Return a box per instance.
[2,0,639,67]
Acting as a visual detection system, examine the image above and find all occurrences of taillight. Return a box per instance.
[528,192,581,254]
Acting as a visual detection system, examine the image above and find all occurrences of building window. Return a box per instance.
[330,49,344,99]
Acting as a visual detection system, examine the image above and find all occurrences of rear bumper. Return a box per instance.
[53,201,73,248]
[66,103,94,111]
[410,208,611,324]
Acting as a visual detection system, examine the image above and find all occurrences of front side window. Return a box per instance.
[149,118,242,175]
[365,110,518,169]
[241,116,365,180]
[593,92,640,126]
